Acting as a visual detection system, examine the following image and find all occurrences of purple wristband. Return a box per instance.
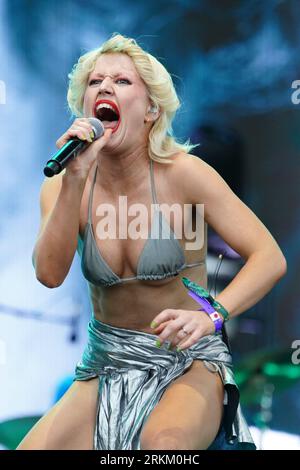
[188,291,224,333]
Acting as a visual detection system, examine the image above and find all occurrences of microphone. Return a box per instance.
[43,117,104,177]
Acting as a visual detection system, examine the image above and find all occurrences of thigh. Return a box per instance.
[16,378,99,450]
[140,360,224,450]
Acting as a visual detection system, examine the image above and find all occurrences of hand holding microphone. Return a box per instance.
[43,117,112,178]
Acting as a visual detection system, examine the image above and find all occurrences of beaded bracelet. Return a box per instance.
[182,277,230,324]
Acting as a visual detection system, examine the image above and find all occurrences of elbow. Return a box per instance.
[277,253,287,279]
[33,251,65,288]
[272,249,287,281]
[37,276,63,289]
[252,246,287,282]
[35,270,63,289]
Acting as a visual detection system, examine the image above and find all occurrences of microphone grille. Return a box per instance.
[88,117,105,139]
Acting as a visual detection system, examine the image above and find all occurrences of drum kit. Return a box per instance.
[235,348,300,406]
[234,347,300,449]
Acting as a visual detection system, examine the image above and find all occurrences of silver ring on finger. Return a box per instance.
[181,327,189,335]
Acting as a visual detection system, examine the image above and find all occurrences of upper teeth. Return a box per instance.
[96,103,118,113]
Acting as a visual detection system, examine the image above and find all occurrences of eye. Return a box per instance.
[117,78,131,84]
[88,78,131,86]
[89,79,101,86]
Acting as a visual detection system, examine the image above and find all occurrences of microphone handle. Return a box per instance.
[43,139,88,177]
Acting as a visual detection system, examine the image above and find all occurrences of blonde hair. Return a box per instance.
[67,33,199,163]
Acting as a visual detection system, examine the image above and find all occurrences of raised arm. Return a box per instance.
[32,171,86,288]
[182,155,287,318]
[32,119,112,288]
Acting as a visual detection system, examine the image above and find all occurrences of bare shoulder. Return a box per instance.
[161,153,286,265]
[164,152,214,177]
[163,152,222,202]
[176,152,218,173]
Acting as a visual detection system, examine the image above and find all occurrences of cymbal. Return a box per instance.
[0,416,41,449]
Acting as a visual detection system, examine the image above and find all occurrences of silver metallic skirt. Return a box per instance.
[74,316,256,450]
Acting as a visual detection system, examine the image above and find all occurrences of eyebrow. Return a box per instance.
[91,72,133,78]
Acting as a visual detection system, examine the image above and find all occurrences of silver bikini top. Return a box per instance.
[77,160,205,287]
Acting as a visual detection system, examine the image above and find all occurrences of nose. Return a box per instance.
[98,76,113,96]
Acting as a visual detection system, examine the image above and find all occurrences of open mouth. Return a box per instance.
[93,99,121,133]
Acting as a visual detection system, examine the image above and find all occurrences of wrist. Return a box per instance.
[182,277,230,323]
[198,308,224,333]
[62,168,88,187]
[211,298,230,322]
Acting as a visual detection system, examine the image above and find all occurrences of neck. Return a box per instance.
[96,142,150,193]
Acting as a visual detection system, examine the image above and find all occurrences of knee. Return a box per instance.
[140,427,190,450]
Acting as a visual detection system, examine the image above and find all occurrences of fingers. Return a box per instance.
[150,308,208,352]
[154,317,188,348]
[151,321,169,335]
[56,118,95,149]
[99,128,113,144]
[91,128,113,152]
[56,118,114,152]
[150,309,179,329]
[150,309,188,340]
[166,321,195,351]
[175,329,203,351]
[167,323,193,350]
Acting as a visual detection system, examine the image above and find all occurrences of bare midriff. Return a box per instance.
[88,264,207,333]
